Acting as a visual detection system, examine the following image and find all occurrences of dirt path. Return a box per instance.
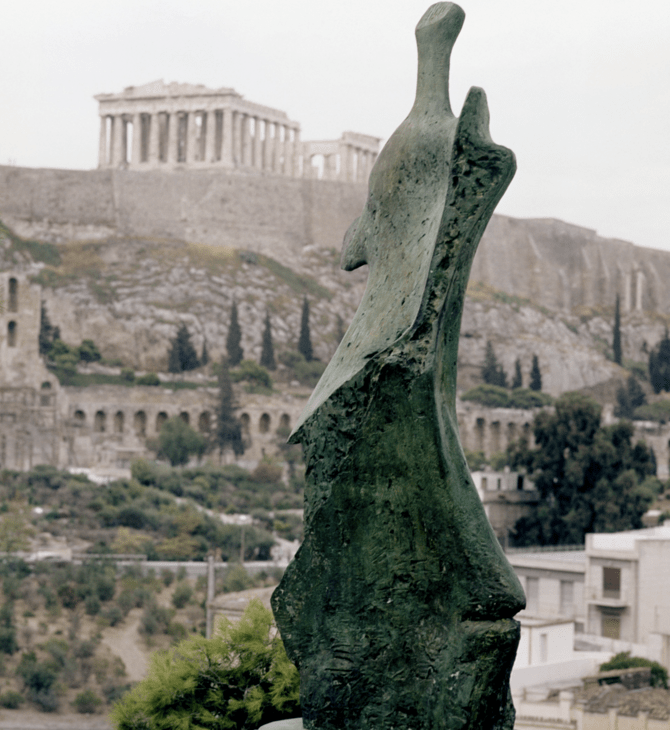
[99,607,148,682]
[0,710,112,730]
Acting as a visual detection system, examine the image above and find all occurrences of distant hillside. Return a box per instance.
[1,220,666,397]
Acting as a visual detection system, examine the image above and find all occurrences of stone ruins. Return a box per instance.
[96,80,380,182]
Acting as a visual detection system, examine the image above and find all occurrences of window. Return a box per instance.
[259,413,270,433]
[94,411,106,433]
[539,633,548,663]
[526,577,539,614]
[603,567,621,599]
[134,411,147,437]
[517,475,524,491]
[560,580,574,615]
[198,411,211,433]
[602,613,621,639]
[481,476,488,490]
[8,278,17,312]
[73,410,85,425]
[156,412,168,432]
[179,411,189,425]
[114,411,124,434]
[240,413,250,434]
[7,321,16,347]
[40,382,52,407]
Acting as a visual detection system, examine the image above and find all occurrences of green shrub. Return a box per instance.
[633,400,670,423]
[508,388,553,409]
[85,594,101,616]
[73,689,102,714]
[136,372,161,386]
[120,368,135,383]
[0,690,24,708]
[161,569,175,587]
[464,450,487,472]
[171,582,193,610]
[231,360,273,390]
[78,340,102,363]
[111,599,299,730]
[140,602,174,636]
[102,605,123,626]
[461,384,510,408]
[600,651,668,688]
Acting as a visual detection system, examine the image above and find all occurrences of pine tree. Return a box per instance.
[481,341,506,388]
[613,295,622,365]
[226,301,244,367]
[298,297,313,362]
[167,323,200,373]
[39,302,56,356]
[649,328,670,393]
[259,312,276,370]
[200,339,209,367]
[214,359,244,458]
[529,354,542,392]
[512,358,523,389]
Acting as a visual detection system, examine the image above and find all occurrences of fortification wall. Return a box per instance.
[0,165,366,262]
[3,164,670,314]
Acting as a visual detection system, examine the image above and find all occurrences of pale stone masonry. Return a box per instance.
[95,80,379,181]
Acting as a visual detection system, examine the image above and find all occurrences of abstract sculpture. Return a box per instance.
[271,4,525,728]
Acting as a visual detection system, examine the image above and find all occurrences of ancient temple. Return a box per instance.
[95,80,379,182]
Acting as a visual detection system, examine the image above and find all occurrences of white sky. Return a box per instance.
[2,0,669,251]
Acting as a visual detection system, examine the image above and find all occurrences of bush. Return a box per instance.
[140,602,174,636]
[136,372,160,386]
[102,605,123,626]
[161,568,175,587]
[78,340,102,363]
[232,360,273,390]
[171,582,193,609]
[633,400,670,423]
[464,450,487,472]
[461,384,510,408]
[73,689,103,714]
[250,460,283,484]
[111,599,299,730]
[508,388,553,409]
[120,368,135,383]
[85,594,101,616]
[0,690,24,709]
[600,651,668,688]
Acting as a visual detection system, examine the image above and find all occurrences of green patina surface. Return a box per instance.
[271,4,525,728]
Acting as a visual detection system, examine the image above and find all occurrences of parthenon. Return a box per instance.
[95,80,380,182]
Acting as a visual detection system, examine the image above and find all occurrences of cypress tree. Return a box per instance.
[260,312,276,371]
[649,328,670,393]
[298,297,313,362]
[39,302,56,356]
[167,323,200,373]
[200,339,209,367]
[226,301,244,367]
[529,354,542,392]
[512,358,523,389]
[481,341,506,388]
[215,359,244,458]
[613,295,622,365]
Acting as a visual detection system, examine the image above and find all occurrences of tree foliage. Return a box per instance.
[298,297,313,362]
[600,652,668,689]
[260,312,276,371]
[156,417,207,467]
[214,360,244,458]
[512,358,523,389]
[110,599,300,730]
[481,341,506,387]
[167,323,200,373]
[615,375,646,419]
[529,354,542,391]
[226,302,244,367]
[649,329,670,394]
[39,302,57,356]
[613,295,622,365]
[509,393,656,546]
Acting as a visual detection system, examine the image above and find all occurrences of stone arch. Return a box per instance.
[240,413,250,435]
[94,411,106,433]
[134,411,147,437]
[7,321,16,347]
[74,410,86,426]
[259,413,271,434]
[475,418,485,452]
[40,381,52,407]
[507,422,518,444]
[8,278,17,312]
[156,411,168,433]
[198,411,211,433]
[278,413,291,432]
[179,411,190,425]
[114,411,124,434]
[490,421,501,453]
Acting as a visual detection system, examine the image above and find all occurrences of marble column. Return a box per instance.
[132,113,142,165]
[187,113,199,163]
[221,108,233,167]
[111,116,125,167]
[204,110,216,164]
[233,112,243,166]
[242,114,252,166]
[148,113,160,164]
[167,113,179,165]
[284,127,294,176]
[293,129,302,177]
[98,116,108,168]
[264,121,275,171]
[253,117,263,169]
[273,124,283,173]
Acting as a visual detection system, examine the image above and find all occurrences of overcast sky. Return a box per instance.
[2,0,669,251]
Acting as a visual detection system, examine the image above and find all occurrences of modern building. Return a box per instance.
[95,80,380,181]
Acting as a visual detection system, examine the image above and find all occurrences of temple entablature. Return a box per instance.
[95,80,380,181]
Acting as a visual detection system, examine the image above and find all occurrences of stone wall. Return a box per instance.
[2,164,670,314]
